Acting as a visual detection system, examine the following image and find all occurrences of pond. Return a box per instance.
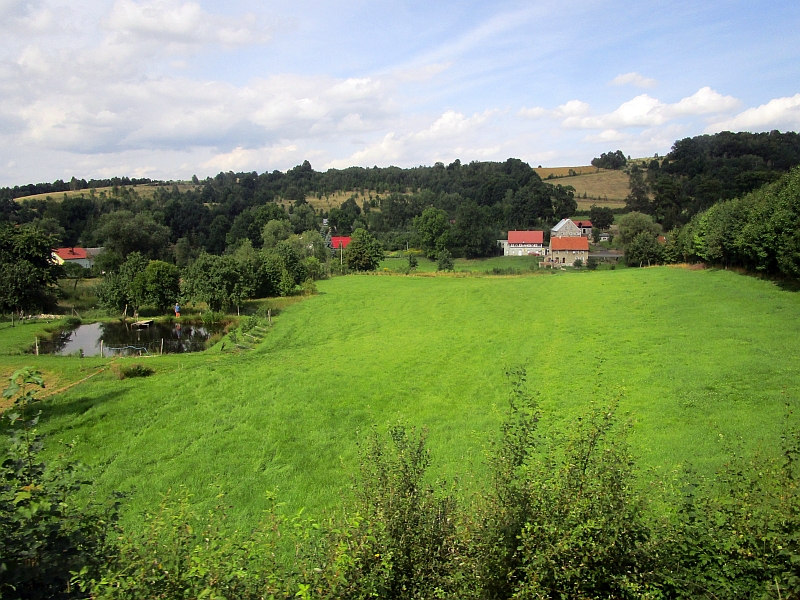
[38,321,226,357]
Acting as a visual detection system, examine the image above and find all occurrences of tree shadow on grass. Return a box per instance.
[775,279,800,293]
[36,388,129,424]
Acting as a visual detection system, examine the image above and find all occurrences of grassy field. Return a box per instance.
[13,184,201,203]
[534,166,630,206]
[380,254,542,273]
[4,266,799,532]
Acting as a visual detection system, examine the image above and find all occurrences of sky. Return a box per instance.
[1,0,799,185]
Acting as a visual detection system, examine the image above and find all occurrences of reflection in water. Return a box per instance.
[39,321,224,357]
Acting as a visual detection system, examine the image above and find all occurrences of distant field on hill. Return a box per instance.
[13,166,630,210]
[13,184,200,203]
[535,167,631,207]
[13,266,798,532]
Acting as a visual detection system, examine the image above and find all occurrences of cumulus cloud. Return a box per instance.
[706,93,800,133]
[611,72,656,88]
[201,144,304,172]
[105,0,269,47]
[562,87,739,129]
[325,109,501,169]
[518,100,589,120]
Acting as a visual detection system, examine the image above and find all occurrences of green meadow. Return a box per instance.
[5,266,800,530]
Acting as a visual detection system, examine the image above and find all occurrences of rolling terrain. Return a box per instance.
[11,266,798,531]
[12,165,632,210]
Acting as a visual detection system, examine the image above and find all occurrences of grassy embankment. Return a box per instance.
[3,266,793,532]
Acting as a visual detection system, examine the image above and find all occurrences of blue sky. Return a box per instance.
[0,0,798,184]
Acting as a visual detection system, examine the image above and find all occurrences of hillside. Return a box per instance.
[24,267,800,530]
[534,166,630,208]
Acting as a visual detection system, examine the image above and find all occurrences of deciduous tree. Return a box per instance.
[345,228,384,271]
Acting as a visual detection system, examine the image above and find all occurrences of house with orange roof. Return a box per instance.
[498,230,545,256]
[52,247,93,269]
[547,236,589,267]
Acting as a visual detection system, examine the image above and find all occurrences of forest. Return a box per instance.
[0,159,578,262]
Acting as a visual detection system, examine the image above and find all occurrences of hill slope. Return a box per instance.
[34,267,800,529]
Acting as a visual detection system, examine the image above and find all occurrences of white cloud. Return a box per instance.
[665,87,740,117]
[416,109,495,140]
[201,144,301,172]
[563,87,740,129]
[517,106,547,119]
[518,100,588,120]
[556,100,591,117]
[105,0,269,47]
[582,129,627,143]
[706,93,800,132]
[325,109,502,169]
[611,72,656,88]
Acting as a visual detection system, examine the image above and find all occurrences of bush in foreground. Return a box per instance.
[8,368,800,598]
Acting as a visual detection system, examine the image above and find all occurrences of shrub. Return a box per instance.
[1,368,120,599]
[200,310,224,326]
[64,316,82,328]
[472,368,657,598]
[573,258,584,268]
[436,249,454,272]
[407,253,418,269]
[300,279,318,296]
[332,424,467,598]
[587,257,599,270]
[116,363,154,379]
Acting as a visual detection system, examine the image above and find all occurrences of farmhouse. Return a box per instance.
[573,220,593,236]
[550,218,582,238]
[547,236,589,266]
[52,247,93,269]
[498,230,545,256]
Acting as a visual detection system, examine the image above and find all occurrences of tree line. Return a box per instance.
[0,158,577,262]
[615,166,800,275]
[625,130,800,230]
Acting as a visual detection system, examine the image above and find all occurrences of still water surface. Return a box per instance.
[41,321,223,356]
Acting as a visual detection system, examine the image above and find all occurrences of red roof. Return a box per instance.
[331,236,351,249]
[550,237,589,251]
[54,247,88,260]
[574,220,593,228]
[508,230,544,244]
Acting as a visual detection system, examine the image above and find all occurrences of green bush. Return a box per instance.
[9,367,800,598]
[1,368,120,600]
[200,310,224,326]
[436,249,454,272]
[117,363,154,379]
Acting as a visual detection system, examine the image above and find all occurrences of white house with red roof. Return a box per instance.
[498,230,545,256]
[52,247,93,269]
